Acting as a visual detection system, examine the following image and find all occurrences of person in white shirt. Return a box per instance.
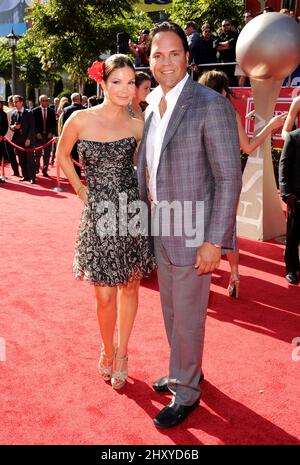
[137,22,242,428]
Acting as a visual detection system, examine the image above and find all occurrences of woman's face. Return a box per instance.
[102,66,136,106]
[135,79,151,103]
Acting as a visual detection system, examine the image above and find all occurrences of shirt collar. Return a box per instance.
[146,73,189,115]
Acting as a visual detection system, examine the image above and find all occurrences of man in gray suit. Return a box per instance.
[137,22,242,428]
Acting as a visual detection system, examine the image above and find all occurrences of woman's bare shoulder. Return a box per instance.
[130,116,144,142]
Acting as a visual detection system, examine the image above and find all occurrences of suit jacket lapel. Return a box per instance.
[160,78,195,156]
[139,111,153,168]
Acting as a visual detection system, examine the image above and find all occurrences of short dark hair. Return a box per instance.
[135,71,151,88]
[147,21,189,57]
[184,21,197,30]
[103,54,135,82]
[13,94,24,102]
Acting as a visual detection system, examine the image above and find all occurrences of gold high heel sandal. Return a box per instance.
[227,276,240,298]
[111,354,128,390]
[98,345,115,381]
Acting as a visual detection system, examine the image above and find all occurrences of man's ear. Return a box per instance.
[186,52,189,68]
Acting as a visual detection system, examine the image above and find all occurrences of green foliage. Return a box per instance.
[57,90,72,100]
[0,38,12,80]
[25,0,152,86]
[169,0,244,31]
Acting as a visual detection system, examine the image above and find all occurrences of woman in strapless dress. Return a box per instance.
[57,54,156,390]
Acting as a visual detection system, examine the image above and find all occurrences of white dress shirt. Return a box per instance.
[145,73,189,203]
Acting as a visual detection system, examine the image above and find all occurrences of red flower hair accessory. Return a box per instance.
[87,61,105,83]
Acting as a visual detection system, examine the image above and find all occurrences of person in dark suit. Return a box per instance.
[0,96,8,183]
[62,93,84,178]
[279,128,300,284]
[137,22,242,428]
[10,95,35,183]
[33,95,56,177]
[184,21,203,80]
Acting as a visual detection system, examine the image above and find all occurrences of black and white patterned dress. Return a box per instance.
[73,137,155,286]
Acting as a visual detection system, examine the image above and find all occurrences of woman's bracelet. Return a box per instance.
[76,185,86,197]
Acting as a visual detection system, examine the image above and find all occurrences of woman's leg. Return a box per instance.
[116,279,140,358]
[94,285,118,358]
[227,249,240,298]
[227,250,239,279]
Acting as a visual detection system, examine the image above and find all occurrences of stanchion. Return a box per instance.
[0,158,7,181]
[52,161,64,192]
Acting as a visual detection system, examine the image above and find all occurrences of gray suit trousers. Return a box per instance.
[154,234,211,405]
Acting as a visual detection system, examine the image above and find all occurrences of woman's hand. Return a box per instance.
[270,112,288,131]
[77,186,88,205]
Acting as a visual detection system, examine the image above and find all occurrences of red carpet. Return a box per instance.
[0,165,299,445]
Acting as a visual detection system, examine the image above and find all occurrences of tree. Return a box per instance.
[25,0,152,92]
[169,0,244,31]
[0,38,12,81]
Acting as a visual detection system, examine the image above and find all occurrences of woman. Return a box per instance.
[57,54,155,389]
[128,71,151,120]
[199,70,287,298]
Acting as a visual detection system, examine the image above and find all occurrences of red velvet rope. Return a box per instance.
[4,136,58,153]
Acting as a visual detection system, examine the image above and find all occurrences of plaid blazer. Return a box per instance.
[137,77,242,266]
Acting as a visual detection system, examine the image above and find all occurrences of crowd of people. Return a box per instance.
[0,92,104,184]
[182,8,299,86]
[1,15,299,430]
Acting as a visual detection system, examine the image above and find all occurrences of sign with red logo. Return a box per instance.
[231,87,300,147]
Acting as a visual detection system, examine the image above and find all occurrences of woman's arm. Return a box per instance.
[56,112,87,202]
[237,111,287,155]
[281,97,300,140]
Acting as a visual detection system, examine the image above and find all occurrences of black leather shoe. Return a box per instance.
[154,399,199,428]
[152,372,204,393]
[42,172,49,177]
[285,272,298,284]
[30,179,36,184]
[19,177,29,182]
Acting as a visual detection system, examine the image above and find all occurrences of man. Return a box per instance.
[62,93,84,178]
[10,95,35,184]
[184,22,202,80]
[281,96,300,140]
[213,19,238,86]
[137,22,242,428]
[33,95,56,177]
[243,11,253,24]
[0,96,8,183]
[279,129,300,284]
[129,29,150,68]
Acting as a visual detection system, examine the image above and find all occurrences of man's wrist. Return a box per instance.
[205,241,221,249]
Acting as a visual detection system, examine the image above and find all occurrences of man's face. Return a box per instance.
[202,28,211,40]
[221,21,231,33]
[244,13,252,24]
[40,97,49,108]
[150,31,189,94]
[13,98,23,110]
[184,26,192,36]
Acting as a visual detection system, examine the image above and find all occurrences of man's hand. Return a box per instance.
[194,241,221,275]
[36,133,42,140]
[286,194,298,214]
[24,139,30,147]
